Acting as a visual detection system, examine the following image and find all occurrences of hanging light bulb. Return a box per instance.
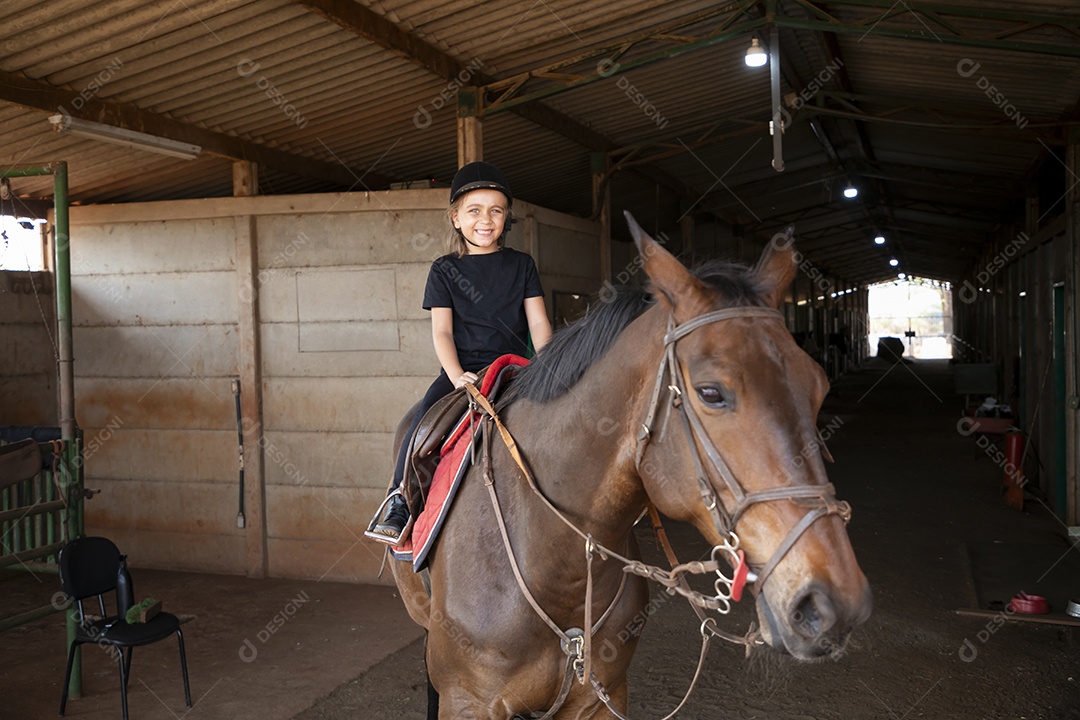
[889,258,899,267]
[745,37,767,67]
[874,235,885,245]
[843,182,858,199]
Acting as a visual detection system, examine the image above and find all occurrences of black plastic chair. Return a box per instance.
[58,536,192,720]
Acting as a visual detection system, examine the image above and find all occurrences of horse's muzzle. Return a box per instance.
[758,579,872,660]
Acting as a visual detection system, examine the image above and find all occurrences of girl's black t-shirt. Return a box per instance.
[422,248,544,371]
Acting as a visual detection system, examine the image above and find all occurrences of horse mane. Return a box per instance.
[510,259,768,404]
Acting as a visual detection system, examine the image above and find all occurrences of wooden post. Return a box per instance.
[234,215,268,577]
[1065,126,1079,527]
[457,89,483,166]
[592,153,611,284]
[1025,180,1039,239]
[522,214,546,317]
[790,272,801,331]
[233,160,258,197]
[680,206,694,260]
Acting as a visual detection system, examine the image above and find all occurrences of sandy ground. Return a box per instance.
[3,358,1079,719]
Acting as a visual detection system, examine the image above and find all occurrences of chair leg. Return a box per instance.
[123,647,133,689]
[117,647,130,720]
[59,640,81,716]
[176,627,192,707]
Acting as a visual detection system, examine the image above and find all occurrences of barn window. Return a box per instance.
[0,216,46,271]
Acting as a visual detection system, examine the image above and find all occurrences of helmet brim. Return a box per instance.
[450,181,512,206]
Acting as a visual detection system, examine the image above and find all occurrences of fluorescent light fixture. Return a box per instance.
[889,258,899,267]
[49,115,201,160]
[843,182,858,199]
[745,37,767,67]
[874,235,885,245]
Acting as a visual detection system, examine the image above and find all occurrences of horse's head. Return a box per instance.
[624,212,871,661]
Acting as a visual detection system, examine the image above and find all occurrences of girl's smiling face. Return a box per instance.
[452,189,508,254]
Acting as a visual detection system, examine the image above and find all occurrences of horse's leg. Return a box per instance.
[423,635,439,720]
[426,676,439,719]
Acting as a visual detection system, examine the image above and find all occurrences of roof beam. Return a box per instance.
[450,0,1080,123]
[857,165,1023,198]
[292,0,466,83]
[477,3,763,116]
[292,0,616,152]
[0,69,387,189]
[777,0,1080,58]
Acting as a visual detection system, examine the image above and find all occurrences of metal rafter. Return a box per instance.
[804,102,1066,144]
[608,117,770,171]
[477,2,764,116]
[780,0,1080,58]
[0,69,390,190]
[458,1,1080,119]
[292,0,616,152]
[809,23,911,268]
[798,223,981,251]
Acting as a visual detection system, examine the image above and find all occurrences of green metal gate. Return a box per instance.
[0,428,85,630]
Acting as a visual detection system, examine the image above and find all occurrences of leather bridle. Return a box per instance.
[635,305,851,603]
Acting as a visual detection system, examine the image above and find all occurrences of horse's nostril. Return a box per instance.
[792,590,837,639]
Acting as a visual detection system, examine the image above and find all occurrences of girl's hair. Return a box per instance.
[446,194,515,257]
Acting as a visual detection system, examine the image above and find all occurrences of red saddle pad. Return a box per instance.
[391,354,529,570]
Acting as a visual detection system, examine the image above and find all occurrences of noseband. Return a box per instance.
[635,305,852,603]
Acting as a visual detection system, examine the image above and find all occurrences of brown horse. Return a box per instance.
[391,213,872,719]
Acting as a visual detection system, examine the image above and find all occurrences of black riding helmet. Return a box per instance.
[449,161,513,207]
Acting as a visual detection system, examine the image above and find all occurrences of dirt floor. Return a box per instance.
[3,358,1079,719]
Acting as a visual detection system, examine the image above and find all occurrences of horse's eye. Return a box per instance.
[695,386,728,408]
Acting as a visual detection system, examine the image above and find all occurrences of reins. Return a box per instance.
[461,303,852,718]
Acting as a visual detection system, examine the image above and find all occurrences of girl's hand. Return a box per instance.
[453,372,479,389]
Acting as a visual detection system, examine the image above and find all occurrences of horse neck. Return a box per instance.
[506,307,664,546]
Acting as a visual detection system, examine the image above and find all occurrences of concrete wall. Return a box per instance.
[1,271,57,426]
[63,190,600,583]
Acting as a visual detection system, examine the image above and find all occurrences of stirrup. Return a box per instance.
[364,490,406,544]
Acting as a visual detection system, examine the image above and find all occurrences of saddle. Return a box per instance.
[401,355,529,524]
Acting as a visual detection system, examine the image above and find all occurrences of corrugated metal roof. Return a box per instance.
[1,0,1077,284]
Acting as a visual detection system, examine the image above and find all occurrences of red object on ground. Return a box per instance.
[1008,592,1049,615]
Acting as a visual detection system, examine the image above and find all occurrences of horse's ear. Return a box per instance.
[754,226,798,309]
[624,211,709,319]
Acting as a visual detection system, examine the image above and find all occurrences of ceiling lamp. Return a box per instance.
[889,258,899,267]
[898,272,907,279]
[874,235,885,245]
[745,37,767,67]
[48,115,201,160]
[843,182,858,199]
